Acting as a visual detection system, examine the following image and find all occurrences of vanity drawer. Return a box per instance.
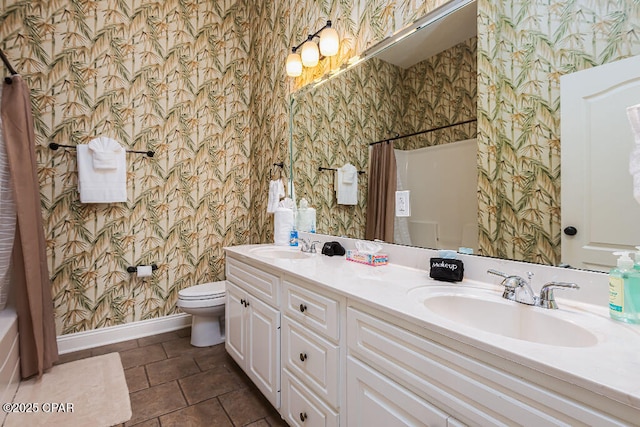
[281,368,339,427]
[226,256,280,306]
[347,355,450,427]
[282,316,339,408]
[282,280,340,341]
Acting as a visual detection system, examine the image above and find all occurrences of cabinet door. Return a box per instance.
[347,356,449,427]
[225,282,247,367]
[247,295,281,409]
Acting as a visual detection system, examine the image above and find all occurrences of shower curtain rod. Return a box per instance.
[369,118,477,146]
[0,49,18,84]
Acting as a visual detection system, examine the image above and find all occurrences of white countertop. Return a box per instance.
[224,244,640,412]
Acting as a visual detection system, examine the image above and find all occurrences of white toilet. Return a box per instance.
[177,281,226,347]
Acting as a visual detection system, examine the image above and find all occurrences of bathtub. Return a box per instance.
[0,307,19,425]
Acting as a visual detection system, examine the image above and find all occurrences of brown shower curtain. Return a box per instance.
[1,76,58,378]
[365,141,397,242]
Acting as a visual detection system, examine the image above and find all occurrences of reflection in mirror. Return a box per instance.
[290,0,478,251]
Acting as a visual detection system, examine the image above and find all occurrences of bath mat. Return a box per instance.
[4,352,131,427]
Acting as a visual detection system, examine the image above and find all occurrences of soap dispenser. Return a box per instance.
[634,246,640,272]
[609,251,640,324]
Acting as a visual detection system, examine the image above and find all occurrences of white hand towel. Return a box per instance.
[627,104,640,203]
[267,179,285,213]
[336,163,358,205]
[77,141,127,203]
[274,207,294,246]
[88,136,124,169]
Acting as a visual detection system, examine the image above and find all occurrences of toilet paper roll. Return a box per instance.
[137,265,153,277]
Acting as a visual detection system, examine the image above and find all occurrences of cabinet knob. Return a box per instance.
[299,353,307,362]
[299,303,307,313]
[245,301,249,307]
[563,226,577,236]
[240,299,245,305]
[299,412,307,422]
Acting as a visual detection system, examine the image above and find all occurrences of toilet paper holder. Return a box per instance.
[126,264,158,274]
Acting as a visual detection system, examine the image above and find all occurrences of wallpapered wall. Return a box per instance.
[2,0,639,335]
[1,0,449,335]
[477,0,640,264]
[291,38,477,239]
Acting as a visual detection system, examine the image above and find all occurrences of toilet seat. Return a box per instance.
[178,281,226,301]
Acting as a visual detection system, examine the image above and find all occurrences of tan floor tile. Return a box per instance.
[126,381,186,426]
[176,327,192,338]
[218,387,276,426]
[137,331,183,348]
[159,398,233,427]
[266,414,289,427]
[179,369,246,405]
[192,344,235,371]
[125,366,149,393]
[120,343,166,369]
[162,336,219,359]
[146,355,200,386]
[246,420,271,427]
[56,348,93,365]
[91,338,139,356]
[129,418,160,427]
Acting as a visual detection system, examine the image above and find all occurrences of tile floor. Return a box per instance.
[57,328,289,427]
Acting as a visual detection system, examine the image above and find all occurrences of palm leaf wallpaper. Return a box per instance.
[477,0,640,264]
[1,0,639,335]
[291,38,477,239]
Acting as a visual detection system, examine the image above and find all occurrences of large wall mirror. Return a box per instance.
[289,0,480,249]
[288,0,639,271]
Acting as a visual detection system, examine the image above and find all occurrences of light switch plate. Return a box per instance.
[395,190,411,217]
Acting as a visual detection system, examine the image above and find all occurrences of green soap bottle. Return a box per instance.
[634,246,640,272]
[609,251,640,324]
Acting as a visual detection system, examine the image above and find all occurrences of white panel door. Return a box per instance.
[247,295,281,408]
[561,54,640,271]
[225,281,247,366]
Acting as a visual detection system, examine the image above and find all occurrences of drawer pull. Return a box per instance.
[299,412,307,422]
[299,352,307,362]
[299,303,307,313]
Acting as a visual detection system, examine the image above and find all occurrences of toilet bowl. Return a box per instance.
[177,281,226,347]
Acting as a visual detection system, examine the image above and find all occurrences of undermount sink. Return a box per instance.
[250,247,312,260]
[420,290,599,348]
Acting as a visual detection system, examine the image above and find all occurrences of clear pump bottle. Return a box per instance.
[609,251,640,324]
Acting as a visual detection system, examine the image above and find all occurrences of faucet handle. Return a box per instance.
[299,238,310,252]
[487,269,509,279]
[487,269,517,299]
[310,241,322,253]
[538,282,580,309]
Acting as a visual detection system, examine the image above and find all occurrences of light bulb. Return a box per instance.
[319,27,339,57]
[286,52,302,77]
[301,40,319,67]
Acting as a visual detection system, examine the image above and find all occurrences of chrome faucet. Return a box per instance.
[487,269,579,309]
[299,238,321,253]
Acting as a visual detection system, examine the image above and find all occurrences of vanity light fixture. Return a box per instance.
[286,20,339,77]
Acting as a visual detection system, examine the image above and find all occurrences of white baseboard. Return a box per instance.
[57,313,193,355]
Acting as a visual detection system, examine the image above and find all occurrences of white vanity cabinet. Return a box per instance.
[346,304,632,427]
[225,257,281,408]
[280,277,345,427]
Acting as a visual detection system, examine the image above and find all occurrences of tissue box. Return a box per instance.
[346,250,389,266]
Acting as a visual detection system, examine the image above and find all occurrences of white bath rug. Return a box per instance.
[4,352,131,427]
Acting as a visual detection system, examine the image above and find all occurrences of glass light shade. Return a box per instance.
[319,27,339,57]
[300,40,319,67]
[286,52,302,77]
